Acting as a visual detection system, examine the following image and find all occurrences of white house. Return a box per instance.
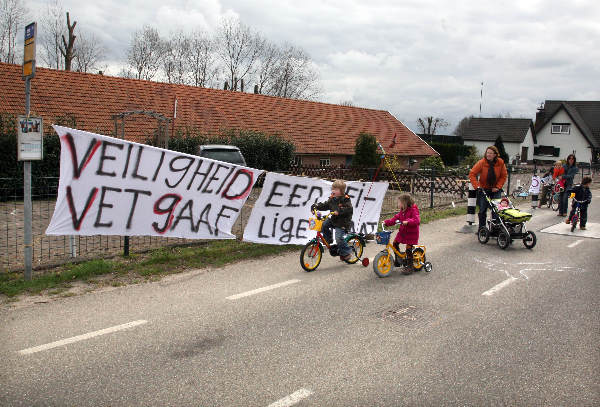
[461,118,535,163]
[533,100,600,164]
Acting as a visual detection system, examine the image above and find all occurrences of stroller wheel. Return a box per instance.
[477,227,490,244]
[523,231,536,249]
[497,231,511,250]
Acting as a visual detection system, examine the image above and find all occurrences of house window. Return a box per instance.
[292,155,302,166]
[319,157,330,167]
[551,123,570,134]
[534,145,560,157]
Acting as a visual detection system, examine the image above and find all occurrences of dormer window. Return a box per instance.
[551,123,570,134]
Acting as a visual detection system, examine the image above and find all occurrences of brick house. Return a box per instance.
[0,62,437,168]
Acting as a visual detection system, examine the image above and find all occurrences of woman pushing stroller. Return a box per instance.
[469,146,508,231]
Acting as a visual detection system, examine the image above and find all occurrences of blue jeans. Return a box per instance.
[322,218,351,256]
[477,189,500,228]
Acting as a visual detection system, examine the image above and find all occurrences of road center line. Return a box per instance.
[268,388,313,407]
[18,320,148,355]
[226,279,301,300]
[482,277,518,296]
[567,239,583,248]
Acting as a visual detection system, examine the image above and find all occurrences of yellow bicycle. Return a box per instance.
[372,222,432,278]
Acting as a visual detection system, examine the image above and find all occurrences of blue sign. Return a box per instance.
[25,23,35,41]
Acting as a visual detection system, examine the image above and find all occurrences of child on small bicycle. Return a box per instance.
[311,179,354,261]
[382,193,420,271]
[566,176,593,230]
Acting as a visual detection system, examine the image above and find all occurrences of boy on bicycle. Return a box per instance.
[566,176,593,230]
[311,180,354,261]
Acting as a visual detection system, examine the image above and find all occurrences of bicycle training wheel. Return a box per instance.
[300,241,322,272]
[551,194,560,211]
[343,236,364,264]
[412,248,426,271]
[373,251,393,278]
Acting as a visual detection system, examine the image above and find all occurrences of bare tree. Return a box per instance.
[267,44,320,100]
[0,0,27,64]
[453,115,474,138]
[127,25,163,80]
[162,30,190,84]
[40,0,65,69]
[254,40,280,94]
[416,116,449,135]
[59,12,76,71]
[73,30,106,73]
[216,17,262,91]
[188,30,218,87]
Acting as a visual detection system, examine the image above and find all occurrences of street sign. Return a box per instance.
[18,116,43,161]
[23,22,37,79]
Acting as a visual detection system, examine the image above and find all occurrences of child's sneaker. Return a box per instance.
[580,226,586,230]
[565,218,570,224]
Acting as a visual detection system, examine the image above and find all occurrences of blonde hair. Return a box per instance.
[554,160,562,166]
[398,193,415,208]
[332,179,347,194]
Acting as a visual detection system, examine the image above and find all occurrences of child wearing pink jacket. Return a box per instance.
[383,193,420,272]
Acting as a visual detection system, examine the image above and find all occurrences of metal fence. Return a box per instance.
[8,163,592,273]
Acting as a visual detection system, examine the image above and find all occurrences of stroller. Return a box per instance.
[477,190,537,249]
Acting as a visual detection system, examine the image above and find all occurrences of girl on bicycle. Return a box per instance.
[383,193,420,272]
[566,176,593,230]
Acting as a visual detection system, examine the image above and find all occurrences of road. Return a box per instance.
[1,196,599,406]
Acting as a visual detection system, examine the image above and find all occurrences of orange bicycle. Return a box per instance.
[300,209,368,272]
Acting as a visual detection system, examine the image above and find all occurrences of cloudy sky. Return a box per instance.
[24,0,600,133]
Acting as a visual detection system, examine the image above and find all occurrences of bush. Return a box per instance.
[352,132,379,167]
[419,156,445,171]
[429,142,473,166]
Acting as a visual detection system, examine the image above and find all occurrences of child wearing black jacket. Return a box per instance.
[566,176,593,230]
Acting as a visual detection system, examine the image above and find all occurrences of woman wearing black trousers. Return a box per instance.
[558,154,578,216]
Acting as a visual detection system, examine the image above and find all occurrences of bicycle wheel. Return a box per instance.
[571,214,578,232]
[412,248,426,271]
[551,193,560,211]
[300,241,322,272]
[373,251,393,278]
[343,236,364,264]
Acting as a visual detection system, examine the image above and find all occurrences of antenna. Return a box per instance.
[479,81,483,116]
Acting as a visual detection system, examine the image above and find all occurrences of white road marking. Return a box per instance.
[226,279,300,300]
[482,277,518,296]
[268,388,313,407]
[567,239,583,248]
[18,320,148,355]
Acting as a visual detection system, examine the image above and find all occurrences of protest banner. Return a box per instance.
[46,126,263,239]
[243,172,388,245]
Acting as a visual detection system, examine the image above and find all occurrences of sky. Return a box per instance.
[23,0,600,133]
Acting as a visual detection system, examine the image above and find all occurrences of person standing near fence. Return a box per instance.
[468,146,508,230]
[558,154,578,217]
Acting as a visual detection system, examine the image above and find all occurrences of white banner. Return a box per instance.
[46,126,263,239]
[243,172,388,245]
[529,175,541,194]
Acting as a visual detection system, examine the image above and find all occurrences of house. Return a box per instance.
[0,63,437,168]
[533,100,600,164]
[461,118,535,163]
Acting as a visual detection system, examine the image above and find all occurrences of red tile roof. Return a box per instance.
[0,62,437,157]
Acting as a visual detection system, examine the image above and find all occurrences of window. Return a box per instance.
[319,157,330,167]
[534,145,560,157]
[551,123,570,134]
[292,155,302,166]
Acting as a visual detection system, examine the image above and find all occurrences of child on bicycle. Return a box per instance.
[311,179,354,261]
[382,193,420,272]
[566,176,593,230]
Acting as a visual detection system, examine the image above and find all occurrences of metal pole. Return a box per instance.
[429,168,434,209]
[507,165,512,195]
[24,78,32,280]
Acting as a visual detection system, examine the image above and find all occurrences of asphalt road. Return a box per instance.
[1,196,599,406]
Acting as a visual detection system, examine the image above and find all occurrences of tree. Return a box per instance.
[216,17,262,91]
[353,133,379,167]
[40,0,65,69]
[59,12,76,71]
[416,116,449,135]
[0,0,27,64]
[452,115,474,138]
[73,31,106,73]
[188,30,218,87]
[127,25,164,80]
[267,44,320,100]
[254,39,279,94]
[162,30,190,84]
[420,156,445,171]
[494,136,509,163]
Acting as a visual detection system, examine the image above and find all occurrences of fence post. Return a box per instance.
[429,168,435,208]
[507,165,512,195]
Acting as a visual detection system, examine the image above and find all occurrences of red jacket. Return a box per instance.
[469,157,508,190]
[383,204,420,245]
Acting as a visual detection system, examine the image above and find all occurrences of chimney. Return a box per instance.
[233,77,238,91]
[224,81,229,90]
[534,102,545,131]
[240,78,244,92]
[98,71,103,75]
[254,84,259,94]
